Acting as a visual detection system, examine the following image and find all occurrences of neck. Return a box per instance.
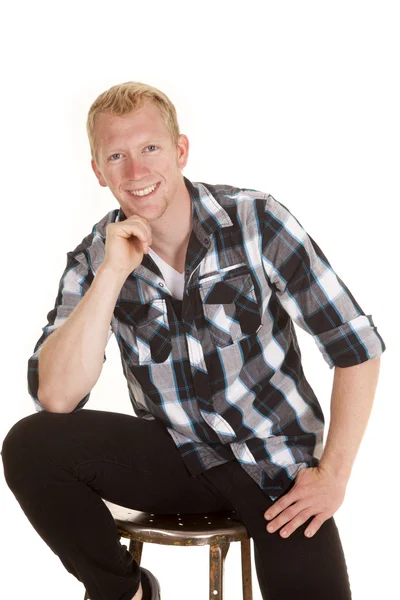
[149,179,192,258]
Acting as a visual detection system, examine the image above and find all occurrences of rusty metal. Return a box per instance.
[129,538,143,565]
[241,538,253,600]
[209,541,230,599]
[82,500,253,599]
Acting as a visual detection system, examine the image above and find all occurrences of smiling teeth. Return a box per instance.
[130,183,157,196]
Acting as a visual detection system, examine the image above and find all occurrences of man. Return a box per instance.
[1,81,385,600]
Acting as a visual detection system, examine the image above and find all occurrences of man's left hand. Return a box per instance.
[264,465,347,538]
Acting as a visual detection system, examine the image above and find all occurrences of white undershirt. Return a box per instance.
[148,247,185,300]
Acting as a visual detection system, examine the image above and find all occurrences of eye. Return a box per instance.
[145,145,158,152]
[109,153,122,161]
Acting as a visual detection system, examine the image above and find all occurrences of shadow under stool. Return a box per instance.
[83,499,253,600]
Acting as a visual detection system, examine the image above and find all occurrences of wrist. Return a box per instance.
[98,261,131,282]
[318,459,352,484]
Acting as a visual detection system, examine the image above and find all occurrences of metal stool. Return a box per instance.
[84,499,253,600]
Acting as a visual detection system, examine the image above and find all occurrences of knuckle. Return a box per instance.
[312,515,325,526]
[130,223,145,237]
[290,519,304,532]
[303,507,316,519]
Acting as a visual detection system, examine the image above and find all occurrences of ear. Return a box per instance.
[176,134,189,170]
[91,159,108,188]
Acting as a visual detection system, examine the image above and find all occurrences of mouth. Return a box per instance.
[127,181,161,198]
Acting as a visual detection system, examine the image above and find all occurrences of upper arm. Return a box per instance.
[261,194,386,369]
[28,252,113,412]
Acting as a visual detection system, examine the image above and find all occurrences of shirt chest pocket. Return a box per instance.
[198,267,262,347]
[114,298,172,366]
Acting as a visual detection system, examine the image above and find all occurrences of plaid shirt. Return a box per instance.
[27,176,386,499]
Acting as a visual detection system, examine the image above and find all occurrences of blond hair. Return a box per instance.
[87,81,181,162]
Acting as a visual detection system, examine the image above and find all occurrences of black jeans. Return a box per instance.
[1,409,352,600]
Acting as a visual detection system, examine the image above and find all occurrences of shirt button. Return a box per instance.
[204,238,210,246]
[159,282,164,287]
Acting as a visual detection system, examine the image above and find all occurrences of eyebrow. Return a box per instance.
[106,138,165,152]
[136,139,163,146]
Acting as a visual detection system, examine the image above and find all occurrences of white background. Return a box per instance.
[0,1,398,599]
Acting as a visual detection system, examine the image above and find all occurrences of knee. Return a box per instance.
[1,412,55,487]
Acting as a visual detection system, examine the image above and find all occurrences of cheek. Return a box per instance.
[158,156,176,173]
[110,172,124,189]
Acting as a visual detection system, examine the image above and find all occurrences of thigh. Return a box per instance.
[200,460,352,600]
[1,409,233,515]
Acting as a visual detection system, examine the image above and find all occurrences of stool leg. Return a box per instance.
[129,539,144,566]
[240,539,253,600]
[209,541,230,600]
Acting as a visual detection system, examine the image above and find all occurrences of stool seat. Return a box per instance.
[83,499,253,600]
[104,500,249,546]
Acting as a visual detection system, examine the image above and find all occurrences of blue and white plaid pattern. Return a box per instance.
[27,177,386,499]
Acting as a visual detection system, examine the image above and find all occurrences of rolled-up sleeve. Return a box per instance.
[28,251,112,411]
[261,194,386,369]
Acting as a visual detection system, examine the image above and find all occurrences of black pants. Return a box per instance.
[1,409,352,600]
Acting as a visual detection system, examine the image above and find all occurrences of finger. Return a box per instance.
[126,216,152,243]
[126,214,150,227]
[129,235,148,255]
[132,224,152,246]
[120,219,152,245]
[264,490,299,521]
[265,501,309,533]
[304,516,327,538]
[127,227,151,252]
[276,508,315,538]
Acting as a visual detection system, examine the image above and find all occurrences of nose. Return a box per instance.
[123,155,150,180]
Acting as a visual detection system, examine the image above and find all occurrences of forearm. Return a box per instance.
[319,356,381,483]
[38,263,127,413]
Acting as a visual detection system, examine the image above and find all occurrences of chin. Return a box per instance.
[127,203,168,222]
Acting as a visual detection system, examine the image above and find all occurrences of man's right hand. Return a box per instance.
[102,215,153,276]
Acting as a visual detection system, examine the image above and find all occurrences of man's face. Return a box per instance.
[91,102,189,222]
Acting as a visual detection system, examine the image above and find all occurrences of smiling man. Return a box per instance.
[2,81,386,600]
